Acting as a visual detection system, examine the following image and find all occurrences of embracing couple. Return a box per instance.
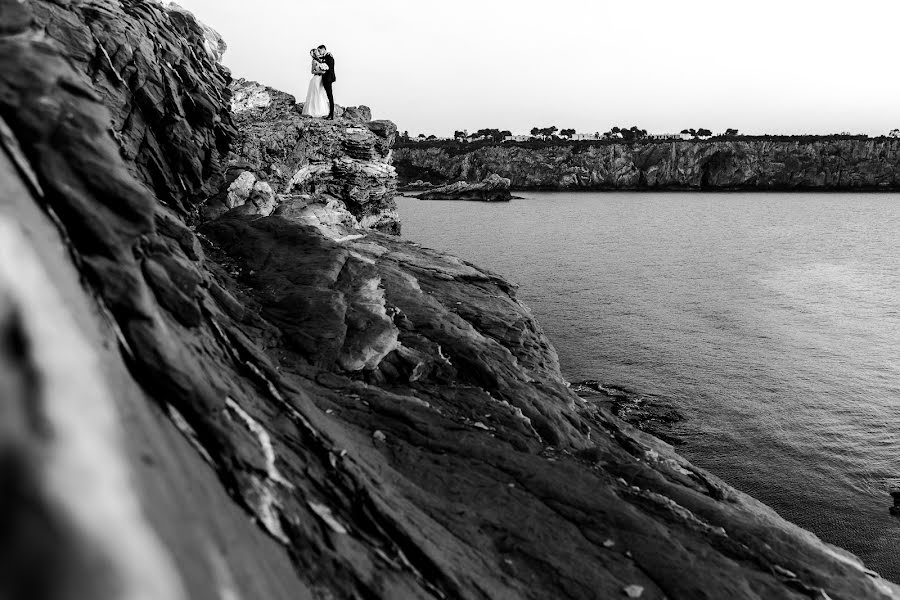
[301,45,336,119]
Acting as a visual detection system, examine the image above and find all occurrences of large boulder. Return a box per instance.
[340,104,372,123]
[201,167,277,219]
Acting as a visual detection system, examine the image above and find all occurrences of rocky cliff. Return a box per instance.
[2,1,899,599]
[214,78,400,233]
[394,139,900,190]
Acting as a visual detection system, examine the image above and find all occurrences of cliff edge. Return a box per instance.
[212,77,401,233]
[394,139,900,190]
[1,1,898,599]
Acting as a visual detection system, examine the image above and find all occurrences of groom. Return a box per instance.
[317,45,336,119]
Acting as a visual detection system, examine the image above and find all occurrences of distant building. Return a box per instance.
[572,133,601,141]
[504,135,532,142]
[648,133,692,141]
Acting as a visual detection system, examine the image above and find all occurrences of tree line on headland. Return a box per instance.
[401,125,706,143]
[397,126,900,147]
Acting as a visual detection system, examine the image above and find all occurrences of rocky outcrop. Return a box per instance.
[165,2,228,62]
[573,381,685,446]
[415,173,513,201]
[395,139,900,190]
[16,0,237,213]
[890,482,900,516]
[3,1,900,599]
[218,77,400,233]
[0,2,303,599]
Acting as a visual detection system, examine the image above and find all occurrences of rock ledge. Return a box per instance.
[416,173,513,201]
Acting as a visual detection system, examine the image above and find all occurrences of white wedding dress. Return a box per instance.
[302,61,329,118]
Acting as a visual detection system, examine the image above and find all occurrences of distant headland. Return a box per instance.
[394,129,900,191]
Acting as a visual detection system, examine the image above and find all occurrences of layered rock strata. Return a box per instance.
[217,77,400,233]
[415,173,513,201]
[2,1,899,599]
[395,139,900,190]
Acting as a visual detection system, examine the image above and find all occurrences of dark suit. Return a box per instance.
[322,53,336,118]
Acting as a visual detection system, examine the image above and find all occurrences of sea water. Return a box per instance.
[397,191,900,580]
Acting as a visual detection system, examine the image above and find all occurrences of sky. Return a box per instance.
[173,0,900,137]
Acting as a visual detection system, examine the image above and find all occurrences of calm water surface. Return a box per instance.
[398,192,900,580]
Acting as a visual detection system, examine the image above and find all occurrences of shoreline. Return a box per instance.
[401,186,900,194]
[396,191,900,584]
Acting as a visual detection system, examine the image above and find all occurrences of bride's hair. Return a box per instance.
[309,48,318,58]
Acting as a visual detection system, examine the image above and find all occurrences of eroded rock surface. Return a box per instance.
[219,77,400,233]
[395,139,900,190]
[1,1,899,599]
[415,173,513,201]
[17,0,236,213]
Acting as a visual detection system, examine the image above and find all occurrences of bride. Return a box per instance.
[301,48,330,118]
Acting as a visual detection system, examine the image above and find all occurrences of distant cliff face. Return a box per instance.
[395,139,900,190]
